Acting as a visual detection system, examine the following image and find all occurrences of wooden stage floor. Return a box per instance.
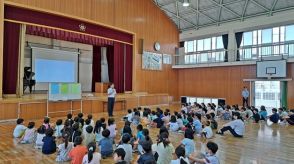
[0,105,294,164]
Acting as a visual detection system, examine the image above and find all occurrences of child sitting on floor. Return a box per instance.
[132,111,141,126]
[252,108,260,123]
[117,134,133,164]
[94,120,106,144]
[181,128,196,157]
[189,141,219,164]
[99,129,114,158]
[19,121,35,144]
[54,119,64,138]
[169,115,180,132]
[35,125,46,149]
[269,108,280,123]
[13,118,26,138]
[259,105,268,120]
[113,148,127,164]
[88,114,95,127]
[69,136,88,164]
[82,125,95,147]
[82,142,101,163]
[201,121,213,139]
[43,117,51,130]
[170,145,189,164]
[42,128,56,155]
[56,132,73,162]
[82,119,91,136]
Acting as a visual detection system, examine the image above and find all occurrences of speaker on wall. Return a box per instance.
[181,97,187,104]
[138,38,144,54]
[218,99,226,106]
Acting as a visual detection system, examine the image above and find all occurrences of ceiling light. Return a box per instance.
[182,0,190,7]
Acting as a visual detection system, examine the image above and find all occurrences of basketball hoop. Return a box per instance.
[267,74,272,80]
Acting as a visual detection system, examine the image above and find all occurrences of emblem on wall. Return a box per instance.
[79,24,86,32]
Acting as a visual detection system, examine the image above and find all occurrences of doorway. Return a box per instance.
[254,81,280,114]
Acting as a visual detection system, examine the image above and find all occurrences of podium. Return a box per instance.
[95,83,109,93]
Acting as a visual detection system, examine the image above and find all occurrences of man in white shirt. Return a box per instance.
[242,86,249,107]
[107,83,116,117]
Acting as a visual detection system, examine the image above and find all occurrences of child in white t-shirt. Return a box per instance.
[88,114,95,127]
[189,142,219,164]
[56,132,74,162]
[35,125,46,149]
[13,118,26,138]
[54,119,64,138]
[169,115,179,132]
[201,121,213,139]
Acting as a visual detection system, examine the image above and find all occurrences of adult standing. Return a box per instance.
[242,86,249,107]
[107,83,116,117]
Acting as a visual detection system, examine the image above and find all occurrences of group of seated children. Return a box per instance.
[13,113,132,164]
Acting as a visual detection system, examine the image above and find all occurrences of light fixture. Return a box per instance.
[182,0,190,7]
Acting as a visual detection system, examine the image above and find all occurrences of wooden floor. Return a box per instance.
[0,105,294,164]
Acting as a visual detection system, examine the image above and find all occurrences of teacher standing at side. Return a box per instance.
[242,86,249,107]
[107,83,116,117]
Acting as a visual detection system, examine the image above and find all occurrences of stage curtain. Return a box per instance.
[106,46,114,84]
[113,42,125,93]
[222,34,229,62]
[125,44,133,91]
[5,6,133,44]
[92,46,102,92]
[26,25,113,46]
[3,22,20,94]
[235,32,243,61]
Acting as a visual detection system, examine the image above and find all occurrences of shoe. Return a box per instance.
[216,131,223,135]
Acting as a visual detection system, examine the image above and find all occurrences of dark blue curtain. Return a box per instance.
[235,32,243,61]
[222,34,229,62]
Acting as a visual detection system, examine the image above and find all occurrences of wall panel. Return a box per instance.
[0,103,17,120]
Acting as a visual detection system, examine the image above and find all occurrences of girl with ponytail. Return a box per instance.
[170,145,189,164]
[153,132,175,164]
[56,132,74,162]
[82,142,101,164]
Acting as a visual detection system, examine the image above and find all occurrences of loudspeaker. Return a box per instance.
[138,39,144,54]
[218,99,226,106]
[181,97,187,104]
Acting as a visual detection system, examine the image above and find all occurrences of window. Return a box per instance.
[255,92,261,99]
[243,32,253,46]
[286,25,294,41]
[183,35,224,64]
[273,27,279,43]
[197,39,204,51]
[263,92,275,100]
[204,38,211,50]
[262,29,272,44]
[187,41,195,53]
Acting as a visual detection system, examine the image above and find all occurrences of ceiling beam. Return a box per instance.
[250,0,270,12]
[161,0,244,17]
[161,8,197,27]
[175,0,180,29]
[208,0,241,18]
[269,0,279,16]
[196,0,199,29]
[217,0,224,25]
[175,0,217,24]
[159,0,177,7]
[241,0,249,21]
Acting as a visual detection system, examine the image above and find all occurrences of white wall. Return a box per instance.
[24,35,93,92]
[180,10,294,62]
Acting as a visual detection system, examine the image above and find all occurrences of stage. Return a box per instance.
[0,93,172,121]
